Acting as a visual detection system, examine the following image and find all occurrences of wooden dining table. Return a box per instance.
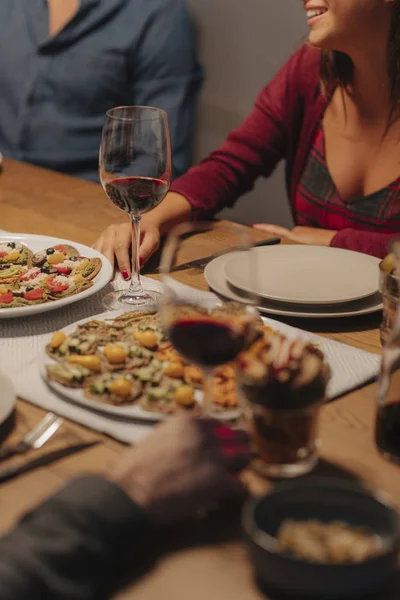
[0,158,399,599]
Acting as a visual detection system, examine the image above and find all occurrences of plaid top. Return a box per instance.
[171,45,400,257]
[295,125,400,235]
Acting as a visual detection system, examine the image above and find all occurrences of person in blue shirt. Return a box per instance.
[0,0,203,181]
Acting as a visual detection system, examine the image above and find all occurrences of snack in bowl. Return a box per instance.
[0,242,103,310]
[242,479,399,599]
[44,311,279,416]
[277,519,383,564]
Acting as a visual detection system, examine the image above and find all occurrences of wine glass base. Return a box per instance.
[103,288,161,311]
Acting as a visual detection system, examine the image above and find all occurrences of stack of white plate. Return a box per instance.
[204,246,382,319]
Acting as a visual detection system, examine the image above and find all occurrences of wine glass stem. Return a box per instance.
[129,214,143,294]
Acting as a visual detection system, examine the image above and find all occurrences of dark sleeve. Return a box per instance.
[330,229,398,258]
[129,0,203,178]
[0,476,150,600]
[169,46,311,218]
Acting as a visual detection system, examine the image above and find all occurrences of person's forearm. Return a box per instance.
[0,476,150,600]
[330,229,397,258]
[144,191,192,235]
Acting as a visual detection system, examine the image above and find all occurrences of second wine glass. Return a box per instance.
[159,222,260,419]
[99,105,172,310]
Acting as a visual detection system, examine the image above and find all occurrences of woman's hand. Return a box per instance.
[253,224,337,246]
[93,217,161,279]
[109,416,251,524]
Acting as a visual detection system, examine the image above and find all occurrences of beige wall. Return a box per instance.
[188,0,306,226]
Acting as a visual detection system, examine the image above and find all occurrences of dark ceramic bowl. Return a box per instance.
[243,478,399,599]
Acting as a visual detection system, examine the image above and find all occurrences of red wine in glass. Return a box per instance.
[105,176,169,215]
[99,105,172,309]
[375,402,400,464]
[168,316,247,368]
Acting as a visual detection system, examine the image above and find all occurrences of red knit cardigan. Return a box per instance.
[170,44,400,257]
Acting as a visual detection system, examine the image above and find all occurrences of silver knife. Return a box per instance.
[161,236,281,274]
[0,441,100,484]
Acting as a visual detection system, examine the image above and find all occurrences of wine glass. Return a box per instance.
[159,222,260,419]
[99,106,172,309]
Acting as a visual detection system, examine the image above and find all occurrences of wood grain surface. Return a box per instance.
[0,158,395,600]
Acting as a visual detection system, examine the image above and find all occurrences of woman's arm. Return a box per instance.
[330,229,396,258]
[94,45,315,270]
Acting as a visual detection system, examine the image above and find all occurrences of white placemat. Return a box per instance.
[0,232,382,444]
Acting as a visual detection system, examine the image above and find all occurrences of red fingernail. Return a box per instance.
[122,271,129,280]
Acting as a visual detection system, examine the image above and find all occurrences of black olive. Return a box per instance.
[26,286,34,292]
[8,242,15,249]
[41,266,51,273]
[69,257,78,262]
[46,248,55,255]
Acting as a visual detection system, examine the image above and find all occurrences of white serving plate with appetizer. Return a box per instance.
[0,233,113,319]
[39,310,240,422]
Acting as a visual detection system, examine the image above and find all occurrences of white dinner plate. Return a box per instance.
[39,310,240,422]
[0,233,113,319]
[205,252,383,319]
[224,246,380,305]
[0,372,16,425]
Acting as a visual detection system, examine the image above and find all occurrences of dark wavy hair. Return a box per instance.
[319,3,400,124]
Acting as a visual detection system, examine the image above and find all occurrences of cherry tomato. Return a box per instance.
[23,288,44,301]
[46,275,69,293]
[0,292,13,304]
[56,266,72,275]
[21,268,41,282]
[53,245,66,255]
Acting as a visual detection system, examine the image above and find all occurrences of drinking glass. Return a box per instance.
[238,389,322,478]
[379,257,400,345]
[376,239,400,464]
[99,106,172,309]
[159,222,260,418]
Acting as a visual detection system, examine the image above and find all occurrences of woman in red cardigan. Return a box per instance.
[95,0,400,275]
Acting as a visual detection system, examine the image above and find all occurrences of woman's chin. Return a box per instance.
[308,31,335,50]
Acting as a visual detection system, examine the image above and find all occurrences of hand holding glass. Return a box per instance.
[99,106,172,309]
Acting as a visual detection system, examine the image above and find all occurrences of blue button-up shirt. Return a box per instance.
[0,0,203,180]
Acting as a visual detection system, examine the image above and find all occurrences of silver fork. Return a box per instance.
[0,413,64,462]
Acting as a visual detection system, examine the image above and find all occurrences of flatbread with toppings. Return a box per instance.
[0,242,103,310]
[0,242,32,266]
[43,310,284,417]
[84,373,143,405]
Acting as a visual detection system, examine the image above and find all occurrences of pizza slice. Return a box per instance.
[31,245,102,281]
[31,244,80,267]
[111,310,158,329]
[100,341,154,372]
[0,264,27,285]
[45,273,93,300]
[0,242,32,266]
[84,373,142,405]
[0,285,48,308]
[46,362,92,388]
[46,328,102,360]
